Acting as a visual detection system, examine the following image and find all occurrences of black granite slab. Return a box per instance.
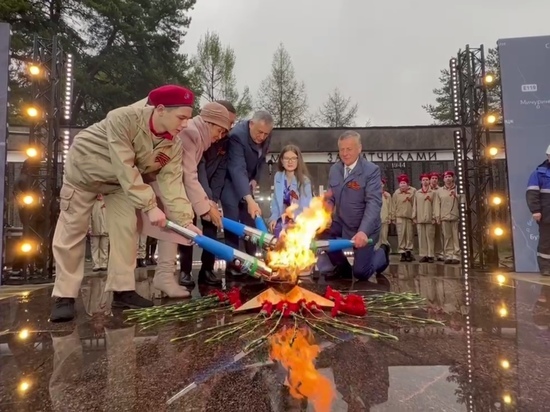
[0,263,545,411]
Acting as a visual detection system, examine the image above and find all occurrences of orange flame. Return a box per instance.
[269,327,335,412]
[267,196,332,282]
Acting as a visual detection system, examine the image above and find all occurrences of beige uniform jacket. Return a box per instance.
[65,98,193,226]
[438,185,461,221]
[391,187,416,220]
[381,191,392,223]
[180,116,214,217]
[412,188,439,224]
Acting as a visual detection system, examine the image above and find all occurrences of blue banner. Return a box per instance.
[499,35,550,272]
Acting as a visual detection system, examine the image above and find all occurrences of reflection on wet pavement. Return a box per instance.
[1,263,548,411]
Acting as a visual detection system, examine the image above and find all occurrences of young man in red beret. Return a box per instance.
[391,174,416,261]
[437,171,460,264]
[50,85,198,322]
[430,172,444,261]
[412,173,438,262]
[376,178,392,250]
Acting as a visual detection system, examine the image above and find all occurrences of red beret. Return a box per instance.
[148,85,194,107]
[444,170,455,177]
[420,173,430,180]
[429,172,440,179]
[397,174,409,183]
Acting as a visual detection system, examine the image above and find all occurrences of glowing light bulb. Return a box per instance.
[500,359,510,369]
[18,329,29,340]
[496,274,506,285]
[20,243,32,253]
[499,306,508,317]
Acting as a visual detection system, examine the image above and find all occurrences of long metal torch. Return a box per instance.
[165,221,273,280]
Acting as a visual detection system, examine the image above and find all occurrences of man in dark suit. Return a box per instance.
[318,131,390,280]
[179,100,237,287]
[220,110,273,278]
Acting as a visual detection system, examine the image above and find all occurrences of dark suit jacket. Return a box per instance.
[197,139,228,202]
[326,156,382,237]
[221,120,271,205]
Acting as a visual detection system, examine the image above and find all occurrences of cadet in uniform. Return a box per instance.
[155,102,231,295]
[437,171,460,264]
[179,101,237,288]
[391,174,416,262]
[50,85,196,322]
[412,174,438,263]
[430,172,444,261]
[136,234,148,267]
[376,178,391,249]
[89,194,109,271]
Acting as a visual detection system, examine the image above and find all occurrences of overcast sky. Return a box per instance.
[181,0,550,127]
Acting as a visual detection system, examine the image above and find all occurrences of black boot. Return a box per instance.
[198,269,222,286]
[179,271,196,288]
[136,258,147,268]
[400,253,407,262]
[50,298,76,323]
[419,256,429,263]
[112,291,153,309]
[406,251,414,262]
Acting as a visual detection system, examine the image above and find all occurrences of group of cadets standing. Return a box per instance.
[378,171,461,264]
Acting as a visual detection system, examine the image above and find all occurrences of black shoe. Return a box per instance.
[92,268,101,272]
[451,259,460,264]
[400,253,407,262]
[99,267,107,271]
[179,271,196,288]
[324,264,353,281]
[419,256,429,263]
[427,257,434,263]
[444,259,453,264]
[112,291,153,309]
[146,258,157,266]
[437,257,444,262]
[380,244,390,262]
[198,269,222,286]
[50,298,76,323]
[406,251,415,262]
[136,259,147,268]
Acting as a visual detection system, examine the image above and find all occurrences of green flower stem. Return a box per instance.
[315,316,399,340]
[205,318,260,343]
[170,319,246,343]
[239,313,275,340]
[294,315,343,342]
[243,310,284,352]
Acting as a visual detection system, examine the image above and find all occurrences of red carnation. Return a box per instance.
[261,301,274,316]
[325,286,343,302]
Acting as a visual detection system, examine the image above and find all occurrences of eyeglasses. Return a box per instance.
[282,157,298,162]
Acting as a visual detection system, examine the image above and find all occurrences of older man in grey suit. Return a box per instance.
[318,131,390,280]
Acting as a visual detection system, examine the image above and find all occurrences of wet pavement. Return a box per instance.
[0,263,548,411]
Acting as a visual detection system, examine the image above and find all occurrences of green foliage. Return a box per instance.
[316,88,359,127]
[256,43,308,128]
[193,31,253,119]
[422,47,502,125]
[2,0,199,126]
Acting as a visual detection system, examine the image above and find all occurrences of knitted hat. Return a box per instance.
[200,102,231,131]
